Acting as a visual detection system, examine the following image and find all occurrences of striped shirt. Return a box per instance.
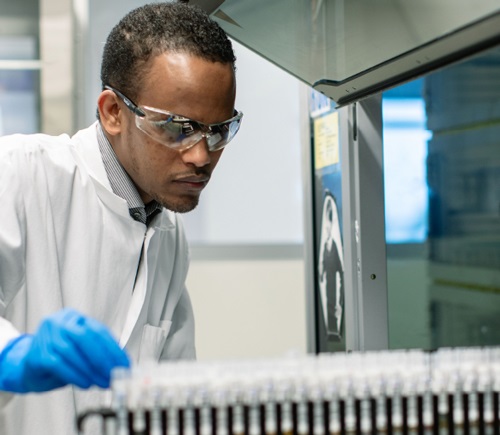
[96,123,162,225]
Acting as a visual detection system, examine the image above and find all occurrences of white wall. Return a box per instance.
[183,41,309,360]
[181,39,304,244]
[187,257,307,360]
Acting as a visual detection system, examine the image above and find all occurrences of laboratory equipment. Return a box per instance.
[77,346,500,434]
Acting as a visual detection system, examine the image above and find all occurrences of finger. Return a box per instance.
[61,314,130,380]
[81,316,130,367]
[69,315,130,368]
[26,342,96,390]
[35,312,110,388]
[56,309,130,368]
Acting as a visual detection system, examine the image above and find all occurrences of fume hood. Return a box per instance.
[189,0,500,354]
[190,0,500,106]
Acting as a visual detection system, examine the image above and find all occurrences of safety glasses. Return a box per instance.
[105,85,243,152]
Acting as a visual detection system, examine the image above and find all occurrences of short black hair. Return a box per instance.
[100,2,236,101]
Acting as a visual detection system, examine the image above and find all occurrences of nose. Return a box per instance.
[180,137,211,167]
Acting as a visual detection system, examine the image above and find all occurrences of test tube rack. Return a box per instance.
[77,347,500,435]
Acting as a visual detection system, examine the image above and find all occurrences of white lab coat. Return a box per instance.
[0,123,196,435]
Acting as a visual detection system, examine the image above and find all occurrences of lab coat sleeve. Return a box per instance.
[0,140,26,345]
[0,139,27,407]
[159,286,196,361]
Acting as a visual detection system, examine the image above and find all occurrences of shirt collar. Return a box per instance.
[96,123,162,224]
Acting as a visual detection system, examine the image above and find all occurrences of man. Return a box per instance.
[0,3,242,434]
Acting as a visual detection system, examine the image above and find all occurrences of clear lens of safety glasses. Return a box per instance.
[136,106,243,152]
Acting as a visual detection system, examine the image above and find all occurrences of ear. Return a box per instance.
[97,89,123,136]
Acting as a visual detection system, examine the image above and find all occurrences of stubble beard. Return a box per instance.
[153,192,200,214]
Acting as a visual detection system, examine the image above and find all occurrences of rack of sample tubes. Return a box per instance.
[77,347,500,434]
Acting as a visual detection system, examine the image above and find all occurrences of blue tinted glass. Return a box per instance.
[382,93,431,244]
[0,69,39,135]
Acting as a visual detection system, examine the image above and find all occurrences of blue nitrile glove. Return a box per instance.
[0,308,130,393]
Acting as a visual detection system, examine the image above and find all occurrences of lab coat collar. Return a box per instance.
[71,122,112,191]
[71,122,176,231]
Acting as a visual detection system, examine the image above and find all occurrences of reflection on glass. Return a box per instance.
[383,91,431,244]
[384,46,500,350]
[425,46,500,348]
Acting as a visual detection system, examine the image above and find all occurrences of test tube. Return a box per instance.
[183,405,196,435]
[359,393,372,433]
[232,402,245,435]
[212,373,231,435]
[264,400,278,435]
[224,362,247,435]
[328,394,341,435]
[309,384,325,435]
[163,376,180,435]
[247,398,260,435]
[259,365,278,435]
[167,406,179,435]
[149,406,162,435]
[343,381,356,433]
[194,385,212,435]
[274,369,293,435]
[296,400,308,435]
[111,367,131,435]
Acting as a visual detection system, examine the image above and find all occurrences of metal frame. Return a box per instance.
[342,95,389,351]
[300,83,317,354]
[314,11,500,107]
[302,89,389,353]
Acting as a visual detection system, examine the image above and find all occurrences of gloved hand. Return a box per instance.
[0,308,130,393]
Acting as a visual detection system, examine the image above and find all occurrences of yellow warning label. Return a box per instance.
[314,111,339,169]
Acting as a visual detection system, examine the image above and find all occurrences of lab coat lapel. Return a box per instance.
[119,214,177,351]
[118,227,154,348]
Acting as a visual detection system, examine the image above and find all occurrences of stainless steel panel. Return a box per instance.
[199,0,500,106]
[345,96,389,350]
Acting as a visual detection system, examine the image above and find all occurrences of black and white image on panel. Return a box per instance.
[318,191,344,339]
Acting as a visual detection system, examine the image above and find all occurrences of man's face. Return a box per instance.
[112,52,236,213]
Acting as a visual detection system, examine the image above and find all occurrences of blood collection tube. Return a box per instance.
[273,368,294,435]
[421,379,434,430]
[264,399,278,435]
[127,369,149,435]
[194,384,212,435]
[163,380,180,435]
[259,367,278,435]
[310,385,325,435]
[291,374,309,435]
[98,346,500,435]
[149,406,162,435]
[359,392,372,433]
[232,402,245,435]
[110,367,130,435]
[247,402,260,435]
[343,381,356,433]
[328,393,341,434]
[390,380,403,432]
[167,406,179,435]
[183,404,196,435]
